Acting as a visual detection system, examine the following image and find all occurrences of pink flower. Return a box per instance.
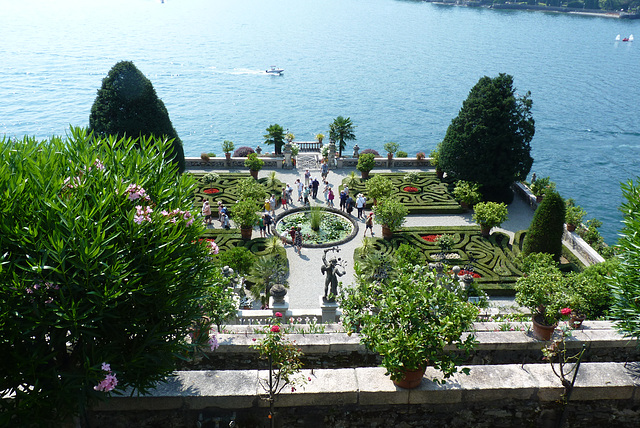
[275,312,283,318]
[208,335,219,351]
[561,307,572,316]
[101,362,111,372]
[94,373,118,392]
[308,377,312,381]
[291,387,296,392]
[270,325,280,333]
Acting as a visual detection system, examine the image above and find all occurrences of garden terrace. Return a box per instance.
[340,172,464,214]
[193,172,284,213]
[358,226,583,295]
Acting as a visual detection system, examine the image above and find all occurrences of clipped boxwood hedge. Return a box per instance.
[341,172,464,214]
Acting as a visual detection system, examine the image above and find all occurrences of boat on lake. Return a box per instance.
[266,66,284,75]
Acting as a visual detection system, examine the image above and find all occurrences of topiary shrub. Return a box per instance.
[360,148,381,157]
[233,146,255,157]
[396,150,408,158]
[522,191,565,261]
[215,246,258,276]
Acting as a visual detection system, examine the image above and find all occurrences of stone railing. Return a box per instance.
[186,156,284,170]
[512,182,605,266]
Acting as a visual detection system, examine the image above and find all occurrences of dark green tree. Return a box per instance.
[329,116,356,158]
[521,191,566,262]
[264,124,285,155]
[89,61,186,173]
[439,74,534,201]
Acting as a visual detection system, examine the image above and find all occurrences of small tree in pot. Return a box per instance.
[565,199,586,232]
[222,140,235,160]
[356,152,376,179]
[231,199,260,240]
[452,180,482,210]
[372,197,408,239]
[244,152,264,179]
[383,141,400,160]
[365,174,394,204]
[472,202,508,237]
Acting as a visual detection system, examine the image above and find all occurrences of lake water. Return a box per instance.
[2,0,639,243]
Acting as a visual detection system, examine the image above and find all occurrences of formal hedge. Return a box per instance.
[192,173,284,214]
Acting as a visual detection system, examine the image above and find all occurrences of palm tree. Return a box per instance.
[264,124,285,155]
[329,116,356,158]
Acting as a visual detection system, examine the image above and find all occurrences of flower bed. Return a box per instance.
[403,186,419,193]
[203,188,220,194]
[421,234,441,242]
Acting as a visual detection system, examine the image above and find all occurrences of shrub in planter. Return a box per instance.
[472,202,509,235]
[396,150,408,158]
[214,246,257,276]
[341,265,478,385]
[372,197,408,232]
[316,133,325,144]
[290,142,300,156]
[233,146,255,157]
[416,152,426,160]
[222,140,235,155]
[230,199,260,229]
[360,148,381,157]
[452,181,482,207]
[529,176,555,199]
[365,174,394,202]
[566,258,617,319]
[565,198,586,230]
[201,152,211,161]
[515,264,570,326]
[357,153,376,177]
[522,191,565,262]
[383,141,400,158]
[244,153,264,172]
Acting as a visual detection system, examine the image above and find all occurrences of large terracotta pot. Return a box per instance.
[361,170,370,179]
[240,227,253,240]
[436,168,444,179]
[250,169,259,179]
[480,225,491,237]
[392,366,426,389]
[566,224,577,232]
[381,225,393,240]
[225,153,231,160]
[532,314,556,341]
[570,312,586,329]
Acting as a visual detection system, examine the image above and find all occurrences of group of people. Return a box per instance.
[201,200,231,229]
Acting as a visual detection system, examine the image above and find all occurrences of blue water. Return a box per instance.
[2,0,640,244]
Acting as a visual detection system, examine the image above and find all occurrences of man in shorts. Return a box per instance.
[364,212,374,237]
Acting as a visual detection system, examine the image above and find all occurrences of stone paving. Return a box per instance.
[191,163,539,311]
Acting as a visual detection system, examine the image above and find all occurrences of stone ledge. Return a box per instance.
[94,362,640,412]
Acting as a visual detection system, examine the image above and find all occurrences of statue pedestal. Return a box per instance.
[320,296,339,324]
[269,297,289,317]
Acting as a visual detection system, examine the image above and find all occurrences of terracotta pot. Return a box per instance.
[536,195,544,203]
[436,168,444,179]
[381,225,393,240]
[240,227,253,240]
[393,366,426,389]
[532,314,556,341]
[250,169,259,179]
[480,225,491,237]
[460,201,469,211]
[361,170,370,179]
[225,152,231,160]
[570,313,586,329]
[387,153,393,161]
[566,224,577,232]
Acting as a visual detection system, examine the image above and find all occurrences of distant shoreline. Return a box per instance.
[427,1,640,20]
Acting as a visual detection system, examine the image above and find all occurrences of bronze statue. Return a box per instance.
[321,247,345,302]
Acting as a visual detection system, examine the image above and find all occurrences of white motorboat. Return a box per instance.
[266,66,284,75]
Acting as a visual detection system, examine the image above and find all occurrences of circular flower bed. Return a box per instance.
[203,188,220,194]
[421,234,441,242]
[403,186,419,193]
[457,269,481,279]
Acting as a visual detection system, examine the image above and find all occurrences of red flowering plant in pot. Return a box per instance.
[341,265,478,388]
[251,312,309,427]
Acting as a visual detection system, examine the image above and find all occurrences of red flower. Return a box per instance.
[270,325,280,333]
[275,312,283,318]
[561,307,572,316]
[203,188,220,194]
[458,269,481,279]
[421,234,441,242]
[403,186,419,193]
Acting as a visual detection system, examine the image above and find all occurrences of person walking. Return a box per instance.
[269,194,276,217]
[327,188,335,208]
[321,161,329,180]
[339,190,347,211]
[323,180,332,203]
[303,185,310,206]
[264,198,271,214]
[296,179,303,202]
[311,177,319,199]
[356,193,366,219]
[294,226,303,255]
[346,195,355,216]
[285,183,294,205]
[202,200,212,226]
[281,187,289,210]
[304,169,311,186]
[264,212,273,235]
[258,214,266,238]
[364,212,374,237]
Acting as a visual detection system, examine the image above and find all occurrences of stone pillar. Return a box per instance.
[320,296,339,324]
[352,144,360,158]
[328,141,336,170]
[283,142,292,169]
[255,145,262,155]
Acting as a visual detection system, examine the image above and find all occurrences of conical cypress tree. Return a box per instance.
[522,191,566,261]
[89,61,185,173]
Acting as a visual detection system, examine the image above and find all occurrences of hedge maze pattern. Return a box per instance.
[201,228,274,256]
[192,173,284,214]
[341,172,463,214]
[363,226,524,294]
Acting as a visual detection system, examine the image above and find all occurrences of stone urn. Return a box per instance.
[269,284,287,305]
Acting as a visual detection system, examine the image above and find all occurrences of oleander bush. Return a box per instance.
[360,148,380,157]
[233,146,255,157]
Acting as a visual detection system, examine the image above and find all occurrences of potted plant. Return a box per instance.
[429,143,443,178]
[356,152,376,179]
[565,199,586,232]
[529,176,555,203]
[472,202,508,237]
[364,174,394,205]
[372,197,408,239]
[416,152,426,161]
[290,142,300,168]
[230,199,260,240]
[244,152,264,179]
[341,266,478,388]
[222,140,235,160]
[200,152,211,162]
[515,265,570,340]
[316,133,325,145]
[383,141,400,161]
[452,181,482,210]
